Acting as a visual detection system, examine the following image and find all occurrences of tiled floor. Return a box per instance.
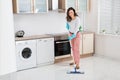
[15,56,120,80]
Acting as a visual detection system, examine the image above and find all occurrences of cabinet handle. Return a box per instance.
[56,41,69,43]
[44,40,47,42]
[39,40,42,42]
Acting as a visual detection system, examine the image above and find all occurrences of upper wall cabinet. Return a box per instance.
[34,0,48,13]
[77,0,89,12]
[12,0,48,13]
[66,0,76,10]
[58,0,90,13]
[48,0,58,11]
[58,0,65,12]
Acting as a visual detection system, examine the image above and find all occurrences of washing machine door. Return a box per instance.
[21,47,32,59]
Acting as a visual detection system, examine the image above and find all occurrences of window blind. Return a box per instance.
[112,0,120,34]
[99,0,120,35]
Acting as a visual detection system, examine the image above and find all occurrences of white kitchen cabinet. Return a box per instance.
[66,0,76,10]
[58,0,90,13]
[78,0,88,12]
[58,0,76,12]
[12,0,48,13]
[36,38,54,66]
[80,33,94,55]
[34,0,48,13]
[12,0,33,13]
[66,0,89,13]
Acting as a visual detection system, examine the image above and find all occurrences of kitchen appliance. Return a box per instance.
[15,40,37,71]
[55,39,71,56]
[15,30,25,37]
[36,38,54,66]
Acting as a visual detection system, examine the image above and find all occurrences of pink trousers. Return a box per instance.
[69,32,80,65]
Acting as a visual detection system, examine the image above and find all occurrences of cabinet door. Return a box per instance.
[58,0,90,13]
[66,0,76,10]
[36,38,54,65]
[82,34,94,54]
[34,0,48,13]
[17,0,33,13]
[78,0,87,12]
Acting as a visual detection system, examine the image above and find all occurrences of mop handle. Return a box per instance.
[74,67,77,72]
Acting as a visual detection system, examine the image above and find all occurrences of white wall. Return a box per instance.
[0,0,16,76]
[84,0,98,32]
[14,11,67,36]
[95,34,120,60]
[85,0,120,60]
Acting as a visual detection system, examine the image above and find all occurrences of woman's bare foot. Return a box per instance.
[76,65,80,69]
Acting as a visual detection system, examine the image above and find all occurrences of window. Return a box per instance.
[98,0,120,35]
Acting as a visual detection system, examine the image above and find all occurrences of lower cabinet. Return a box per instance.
[80,32,94,55]
[36,38,54,66]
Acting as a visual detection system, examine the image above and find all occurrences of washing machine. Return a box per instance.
[15,40,37,71]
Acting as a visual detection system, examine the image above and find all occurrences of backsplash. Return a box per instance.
[13,11,85,36]
[13,11,67,36]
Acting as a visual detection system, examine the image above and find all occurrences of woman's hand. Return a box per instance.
[68,34,76,40]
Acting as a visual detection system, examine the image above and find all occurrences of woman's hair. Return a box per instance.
[66,7,78,22]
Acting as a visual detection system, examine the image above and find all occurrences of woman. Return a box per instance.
[66,7,81,69]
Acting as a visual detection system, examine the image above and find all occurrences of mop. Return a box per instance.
[67,65,84,74]
[66,24,84,74]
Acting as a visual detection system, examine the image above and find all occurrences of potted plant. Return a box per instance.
[102,29,106,34]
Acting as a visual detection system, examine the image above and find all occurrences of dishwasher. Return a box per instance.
[36,38,54,66]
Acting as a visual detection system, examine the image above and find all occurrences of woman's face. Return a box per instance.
[68,10,74,18]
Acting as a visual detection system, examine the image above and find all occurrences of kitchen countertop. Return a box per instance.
[15,34,54,41]
[15,32,94,41]
[81,31,94,34]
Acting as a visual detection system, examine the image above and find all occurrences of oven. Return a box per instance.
[55,39,71,56]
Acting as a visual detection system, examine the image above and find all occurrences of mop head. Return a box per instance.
[67,67,84,74]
